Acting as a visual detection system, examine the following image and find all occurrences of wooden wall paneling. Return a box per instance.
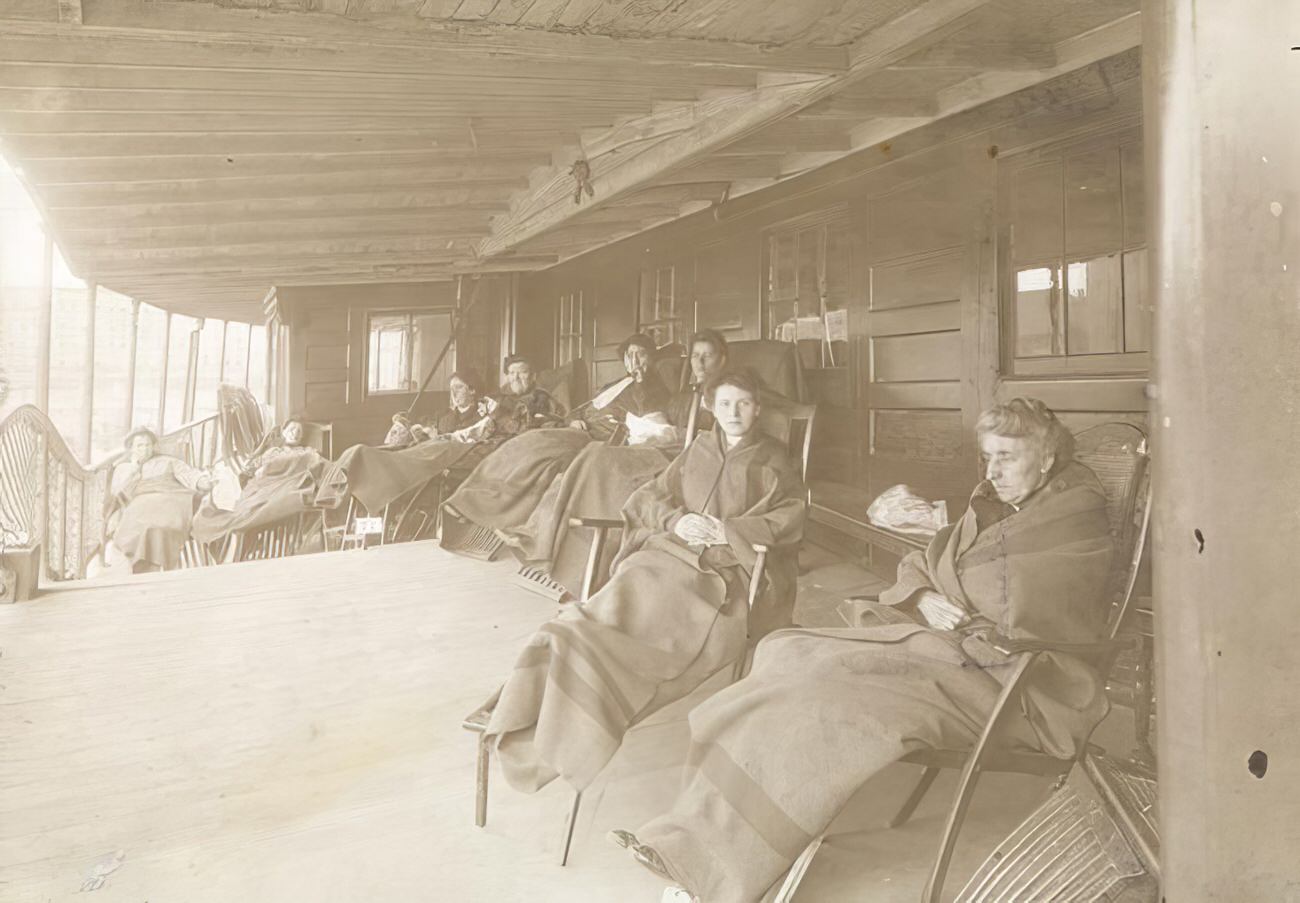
[870,247,965,311]
[870,331,962,383]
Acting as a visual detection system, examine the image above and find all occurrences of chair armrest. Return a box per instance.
[991,635,1139,657]
[568,516,622,529]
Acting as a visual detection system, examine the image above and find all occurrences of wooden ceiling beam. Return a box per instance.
[18,151,549,184]
[796,93,941,120]
[0,131,474,158]
[0,22,835,81]
[30,176,527,209]
[0,63,702,103]
[477,0,992,258]
[889,42,1058,71]
[59,215,498,250]
[46,195,510,228]
[67,2,850,73]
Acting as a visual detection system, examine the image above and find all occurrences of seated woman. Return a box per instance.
[383,370,485,449]
[610,398,1116,903]
[191,418,330,555]
[480,371,806,794]
[506,330,732,594]
[441,335,671,551]
[492,354,567,429]
[569,334,672,442]
[667,329,728,438]
[106,427,213,573]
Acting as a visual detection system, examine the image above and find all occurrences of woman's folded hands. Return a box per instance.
[673,512,728,547]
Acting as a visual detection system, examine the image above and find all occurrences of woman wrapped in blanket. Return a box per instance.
[107,427,213,573]
[611,397,1116,903]
[479,371,806,796]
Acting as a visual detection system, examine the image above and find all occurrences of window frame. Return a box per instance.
[997,125,1149,379]
[556,290,584,366]
[363,308,455,398]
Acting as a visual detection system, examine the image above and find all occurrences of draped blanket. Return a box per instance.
[504,443,673,596]
[191,448,328,546]
[442,428,593,533]
[112,481,196,569]
[633,461,1113,903]
[484,426,806,795]
[315,440,478,513]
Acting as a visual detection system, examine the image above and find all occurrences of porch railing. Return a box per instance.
[0,405,220,583]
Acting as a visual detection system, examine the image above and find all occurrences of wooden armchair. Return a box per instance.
[772,423,1152,903]
[462,408,816,867]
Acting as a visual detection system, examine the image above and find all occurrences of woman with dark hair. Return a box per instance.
[478,370,805,798]
[106,427,213,572]
[668,329,729,436]
[610,397,1116,903]
[436,369,485,434]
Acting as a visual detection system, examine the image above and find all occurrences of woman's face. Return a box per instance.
[709,384,759,438]
[689,340,723,383]
[623,344,651,379]
[505,362,534,394]
[129,434,155,463]
[979,432,1053,505]
[281,421,304,447]
[449,376,476,409]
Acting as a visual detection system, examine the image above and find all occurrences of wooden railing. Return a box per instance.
[0,405,220,583]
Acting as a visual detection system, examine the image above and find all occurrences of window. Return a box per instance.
[1001,128,1148,376]
[556,291,584,366]
[763,210,851,368]
[366,310,454,395]
[638,265,683,347]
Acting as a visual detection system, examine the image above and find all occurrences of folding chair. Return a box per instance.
[233,510,323,562]
[771,423,1152,903]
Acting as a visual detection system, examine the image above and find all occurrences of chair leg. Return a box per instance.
[559,790,582,867]
[771,835,823,903]
[474,732,490,828]
[921,766,984,903]
[890,766,940,828]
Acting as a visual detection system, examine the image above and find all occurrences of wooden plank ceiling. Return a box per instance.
[0,0,1139,321]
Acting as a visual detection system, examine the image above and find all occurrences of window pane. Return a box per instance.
[91,289,135,456]
[411,312,453,392]
[192,318,225,418]
[1065,148,1123,255]
[368,314,410,393]
[49,277,92,458]
[248,324,269,403]
[131,302,168,434]
[1013,160,1062,262]
[1123,248,1151,353]
[222,320,250,385]
[1066,254,1124,355]
[1121,141,1145,249]
[1014,265,1062,357]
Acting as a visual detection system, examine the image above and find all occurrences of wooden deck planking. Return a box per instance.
[0,541,1050,902]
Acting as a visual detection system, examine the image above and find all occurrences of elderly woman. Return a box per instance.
[611,398,1115,903]
[480,371,806,795]
[107,428,213,572]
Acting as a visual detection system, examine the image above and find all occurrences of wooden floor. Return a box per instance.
[0,543,1052,902]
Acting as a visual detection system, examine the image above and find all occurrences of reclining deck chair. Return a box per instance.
[771,422,1152,903]
[461,401,816,867]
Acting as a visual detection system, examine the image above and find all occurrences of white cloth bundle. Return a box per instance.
[866,484,948,536]
[625,411,679,447]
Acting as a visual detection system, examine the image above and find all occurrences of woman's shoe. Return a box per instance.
[607,829,639,850]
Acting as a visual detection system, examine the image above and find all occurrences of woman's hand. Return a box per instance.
[916,590,970,630]
[570,419,589,431]
[673,513,727,546]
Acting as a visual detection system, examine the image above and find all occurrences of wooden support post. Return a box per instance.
[81,283,96,461]
[1146,0,1300,897]
[157,312,172,432]
[122,298,140,431]
[182,318,202,423]
[35,232,53,414]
